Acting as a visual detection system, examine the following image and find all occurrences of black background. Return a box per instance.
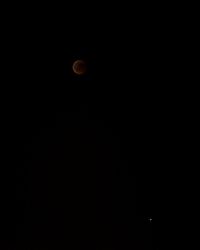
[2,6,168,249]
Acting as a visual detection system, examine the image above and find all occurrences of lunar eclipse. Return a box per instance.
[72,60,87,75]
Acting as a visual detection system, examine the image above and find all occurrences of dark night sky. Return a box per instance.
[5,9,167,249]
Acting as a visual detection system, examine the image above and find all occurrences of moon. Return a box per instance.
[72,60,86,75]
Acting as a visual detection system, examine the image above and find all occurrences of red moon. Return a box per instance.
[72,60,86,75]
